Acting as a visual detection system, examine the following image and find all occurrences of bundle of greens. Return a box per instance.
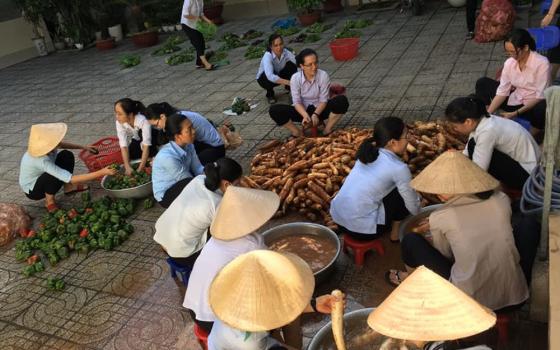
[219,33,248,51]
[15,195,136,277]
[165,49,195,65]
[344,19,373,29]
[290,33,321,43]
[245,43,266,59]
[47,277,65,291]
[119,54,141,68]
[241,29,264,40]
[104,164,151,190]
[275,26,300,36]
[230,97,251,115]
[306,22,333,34]
[196,21,218,41]
[152,35,185,56]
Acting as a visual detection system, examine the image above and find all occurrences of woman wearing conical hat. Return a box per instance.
[184,186,281,335]
[386,151,529,311]
[19,123,117,212]
[207,250,342,350]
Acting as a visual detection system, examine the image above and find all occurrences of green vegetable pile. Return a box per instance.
[275,26,300,36]
[47,277,65,291]
[196,21,218,42]
[229,97,251,115]
[306,23,333,34]
[207,50,229,65]
[244,43,267,60]
[335,27,361,39]
[119,54,141,68]
[165,49,195,66]
[241,29,263,40]
[345,19,373,29]
[290,33,321,43]
[104,164,151,190]
[15,194,136,277]
[152,35,185,56]
[334,19,372,39]
[219,33,248,51]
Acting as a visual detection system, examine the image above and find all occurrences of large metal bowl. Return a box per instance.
[101,159,153,199]
[261,222,341,284]
[307,307,375,350]
[398,204,443,241]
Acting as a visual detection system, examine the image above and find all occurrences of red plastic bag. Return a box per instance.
[0,203,31,246]
[475,0,516,43]
[329,83,347,99]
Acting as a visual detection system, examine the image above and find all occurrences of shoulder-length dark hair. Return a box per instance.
[445,95,490,124]
[356,117,405,164]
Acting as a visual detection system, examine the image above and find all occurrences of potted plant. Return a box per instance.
[288,0,323,26]
[115,0,159,47]
[204,0,225,25]
[323,0,343,13]
[13,0,51,56]
[96,29,116,50]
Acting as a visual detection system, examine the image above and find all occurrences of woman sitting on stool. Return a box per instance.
[19,123,116,212]
[269,48,349,138]
[445,95,540,191]
[330,117,421,243]
[256,34,298,104]
[152,113,204,208]
[475,28,550,137]
[145,102,225,165]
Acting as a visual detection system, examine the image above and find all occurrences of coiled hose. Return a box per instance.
[520,165,560,214]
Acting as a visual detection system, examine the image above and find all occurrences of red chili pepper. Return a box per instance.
[67,208,78,220]
[19,228,29,238]
[145,167,152,175]
[27,230,36,238]
[27,255,38,265]
[79,228,89,238]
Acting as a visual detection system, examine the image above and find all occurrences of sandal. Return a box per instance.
[385,269,405,287]
[64,184,89,196]
[46,203,59,213]
[205,64,216,71]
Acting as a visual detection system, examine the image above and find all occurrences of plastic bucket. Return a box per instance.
[329,38,359,61]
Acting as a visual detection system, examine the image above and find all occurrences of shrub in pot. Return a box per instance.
[12,0,50,55]
[288,0,323,26]
[96,29,116,51]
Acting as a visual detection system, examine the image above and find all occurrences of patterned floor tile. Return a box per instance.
[0,273,47,322]
[0,323,53,350]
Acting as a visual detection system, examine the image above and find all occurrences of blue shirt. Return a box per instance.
[179,110,224,147]
[255,49,296,82]
[19,151,72,194]
[152,142,204,201]
[208,320,281,350]
[330,149,420,234]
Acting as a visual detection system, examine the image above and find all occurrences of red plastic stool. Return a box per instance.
[193,323,209,350]
[496,313,511,346]
[342,234,385,266]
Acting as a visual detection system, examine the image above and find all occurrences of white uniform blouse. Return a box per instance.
[153,175,221,258]
[183,234,266,322]
[463,115,540,174]
[180,0,204,29]
[115,113,152,148]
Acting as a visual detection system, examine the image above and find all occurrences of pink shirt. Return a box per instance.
[290,69,330,108]
[496,51,550,106]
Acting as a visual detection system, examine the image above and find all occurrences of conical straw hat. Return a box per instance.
[210,186,280,240]
[28,123,68,157]
[410,151,499,195]
[367,266,496,341]
[209,250,315,332]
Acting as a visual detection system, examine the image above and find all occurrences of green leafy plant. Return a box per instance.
[287,0,323,14]
[229,97,251,115]
[306,22,333,34]
[290,33,321,43]
[344,19,373,29]
[47,277,65,291]
[165,49,195,65]
[12,0,51,37]
[241,29,263,40]
[244,43,266,60]
[152,35,185,56]
[119,54,141,68]
[219,32,248,50]
[275,26,301,36]
[207,50,229,65]
[196,21,218,42]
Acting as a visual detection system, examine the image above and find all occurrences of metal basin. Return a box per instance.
[261,222,341,284]
[307,307,374,350]
[101,159,153,199]
[398,204,443,241]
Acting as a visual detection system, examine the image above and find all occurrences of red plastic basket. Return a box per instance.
[329,38,359,61]
[79,137,123,172]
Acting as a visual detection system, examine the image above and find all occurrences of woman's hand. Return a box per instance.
[311,114,320,126]
[124,164,133,176]
[501,111,517,119]
[412,218,430,234]
[542,13,554,27]
[137,163,145,173]
[84,145,99,154]
[315,292,345,314]
[302,113,311,126]
[99,165,118,177]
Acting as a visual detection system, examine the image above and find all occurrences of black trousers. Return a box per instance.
[337,188,411,241]
[269,95,349,126]
[401,233,453,279]
[182,24,205,66]
[129,127,159,160]
[194,141,226,165]
[466,0,477,32]
[169,250,201,270]
[512,214,540,286]
[158,177,193,208]
[548,18,560,64]
[475,77,546,130]
[467,138,530,190]
[188,309,214,334]
[26,150,75,200]
[257,61,298,98]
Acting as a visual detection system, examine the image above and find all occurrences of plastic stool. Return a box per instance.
[193,323,209,350]
[166,257,192,287]
[342,234,385,266]
[496,313,511,345]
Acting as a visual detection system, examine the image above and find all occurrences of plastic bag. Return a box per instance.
[475,0,516,43]
[0,203,31,246]
[218,120,243,149]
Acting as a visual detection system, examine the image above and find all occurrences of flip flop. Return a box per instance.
[205,64,216,71]
[385,269,404,287]
[64,184,89,196]
[46,203,59,213]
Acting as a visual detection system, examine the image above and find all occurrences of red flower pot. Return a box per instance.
[95,38,115,51]
[204,1,225,25]
[297,10,321,26]
[323,0,343,13]
[132,31,159,48]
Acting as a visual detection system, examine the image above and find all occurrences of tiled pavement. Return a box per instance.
[0,1,548,349]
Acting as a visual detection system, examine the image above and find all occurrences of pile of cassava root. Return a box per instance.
[240,122,466,227]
